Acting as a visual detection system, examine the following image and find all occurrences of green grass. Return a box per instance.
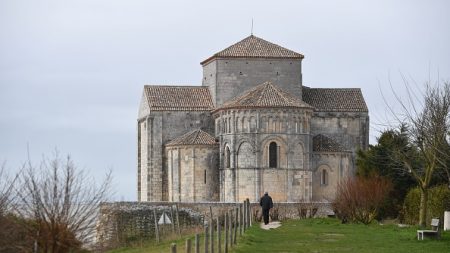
[107,219,450,253]
[232,219,450,253]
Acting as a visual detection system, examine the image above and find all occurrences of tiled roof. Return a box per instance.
[302,87,368,112]
[201,35,304,65]
[145,85,214,111]
[313,134,348,152]
[165,129,217,147]
[215,81,313,112]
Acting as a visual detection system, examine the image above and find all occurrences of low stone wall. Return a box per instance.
[96,201,332,249]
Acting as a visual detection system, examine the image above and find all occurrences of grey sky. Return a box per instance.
[1,0,449,200]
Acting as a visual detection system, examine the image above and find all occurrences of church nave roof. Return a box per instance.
[144,85,214,111]
[302,87,368,112]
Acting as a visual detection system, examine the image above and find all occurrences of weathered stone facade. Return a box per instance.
[137,35,369,203]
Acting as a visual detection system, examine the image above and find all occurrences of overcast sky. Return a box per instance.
[1,0,449,201]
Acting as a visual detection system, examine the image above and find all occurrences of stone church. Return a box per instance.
[137,35,369,203]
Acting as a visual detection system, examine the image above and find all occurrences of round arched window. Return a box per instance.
[269,142,278,168]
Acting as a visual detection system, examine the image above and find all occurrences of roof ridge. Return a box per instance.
[201,35,304,65]
[256,82,271,105]
[307,87,362,90]
[215,81,312,112]
[193,129,201,144]
[166,129,217,146]
[144,85,205,88]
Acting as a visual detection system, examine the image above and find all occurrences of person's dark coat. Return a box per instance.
[259,193,273,210]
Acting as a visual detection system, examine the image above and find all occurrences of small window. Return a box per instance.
[269,142,278,168]
[204,170,207,184]
[225,146,231,168]
[321,169,328,186]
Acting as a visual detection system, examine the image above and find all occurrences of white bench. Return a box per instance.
[417,218,440,240]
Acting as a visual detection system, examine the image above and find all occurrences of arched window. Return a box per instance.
[236,117,241,132]
[225,146,231,168]
[269,142,278,168]
[249,117,256,132]
[321,169,328,185]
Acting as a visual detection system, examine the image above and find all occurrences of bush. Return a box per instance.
[333,176,392,224]
[0,214,33,253]
[403,185,450,225]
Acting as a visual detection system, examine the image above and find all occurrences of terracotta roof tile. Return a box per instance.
[166,129,217,146]
[215,81,312,112]
[201,35,304,65]
[145,85,214,111]
[302,87,368,112]
[313,134,348,152]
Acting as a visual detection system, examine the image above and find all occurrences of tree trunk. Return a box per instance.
[419,187,428,228]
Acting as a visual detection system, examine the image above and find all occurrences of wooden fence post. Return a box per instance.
[244,200,248,231]
[248,200,253,227]
[245,199,250,227]
[217,217,221,253]
[171,243,177,253]
[234,207,238,244]
[238,204,241,236]
[228,210,233,246]
[176,204,181,236]
[153,209,160,243]
[195,233,200,253]
[171,205,176,233]
[210,219,214,253]
[224,212,228,253]
[204,225,209,253]
[186,238,192,253]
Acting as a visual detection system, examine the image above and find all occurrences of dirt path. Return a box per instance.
[260,221,281,230]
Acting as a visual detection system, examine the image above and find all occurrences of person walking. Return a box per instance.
[259,192,273,225]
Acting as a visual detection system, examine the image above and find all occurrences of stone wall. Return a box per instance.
[214,108,313,202]
[203,58,303,106]
[97,201,333,248]
[311,152,351,201]
[166,145,219,202]
[310,112,370,152]
[137,111,215,202]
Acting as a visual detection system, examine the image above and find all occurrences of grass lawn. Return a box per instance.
[232,219,450,253]
[107,218,450,253]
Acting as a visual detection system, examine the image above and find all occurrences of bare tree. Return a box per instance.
[385,80,450,227]
[15,152,112,252]
[0,162,29,253]
[0,162,13,215]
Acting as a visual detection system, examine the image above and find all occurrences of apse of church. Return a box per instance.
[137,35,369,203]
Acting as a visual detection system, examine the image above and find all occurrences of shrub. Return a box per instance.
[333,176,392,224]
[0,214,33,252]
[403,185,450,225]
